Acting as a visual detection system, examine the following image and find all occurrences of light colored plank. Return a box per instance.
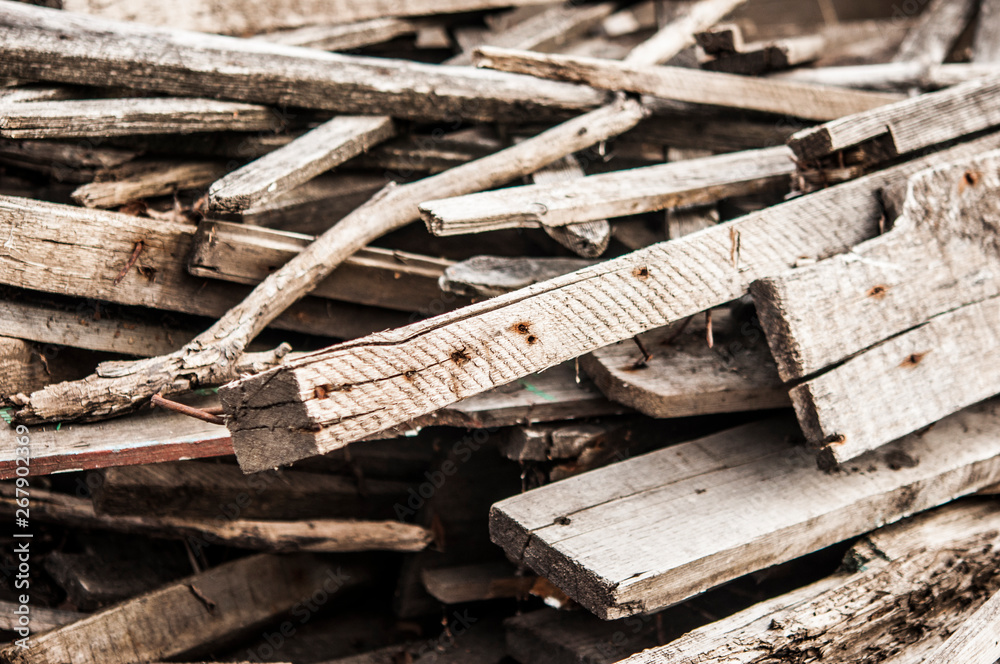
[625,0,747,65]
[490,400,1000,618]
[0,138,139,183]
[772,61,1000,90]
[221,133,1000,471]
[892,0,976,64]
[420,146,795,235]
[922,586,1000,664]
[0,2,603,123]
[526,153,611,259]
[254,18,419,51]
[0,98,280,139]
[973,0,1000,63]
[207,115,396,213]
[72,159,229,208]
[473,47,902,121]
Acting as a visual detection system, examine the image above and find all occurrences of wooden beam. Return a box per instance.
[420,146,795,236]
[490,401,1000,618]
[221,133,1000,472]
[973,0,1000,63]
[922,586,1000,664]
[0,552,364,664]
[697,23,825,75]
[892,0,976,64]
[473,47,902,121]
[0,98,281,139]
[787,74,1000,162]
[529,153,611,259]
[71,159,229,209]
[0,2,604,123]
[206,115,396,213]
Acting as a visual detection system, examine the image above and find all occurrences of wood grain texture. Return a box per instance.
[188,221,461,313]
[922,586,1000,664]
[772,61,1000,91]
[254,18,419,51]
[580,309,789,418]
[624,0,747,66]
[892,0,976,64]
[788,73,1000,161]
[421,146,795,235]
[0,602,83,634]
[221,133,1000,472]
[0,337,66,397]
[0,552,361,664]
[207,116,396,213]
[60,0,554,35]
[0,2,603,123]
[974,0,1000,63]
[490,400,1000,618]
[440,256,594,298]
[473,47,902,121]
[72,159,229,208]
[529,154,611,259]
[0,98,280,139]
[622,500,1000,662]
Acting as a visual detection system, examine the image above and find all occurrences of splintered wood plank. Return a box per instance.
[60,0,555,35]
[892,0,976,64]
[188,221,462,313]
[922,586,1000,664]
[0,485,432,552]
[0,196,408,339]
[420,146,795,236]
[622,500,1000,662]
[220,133,1000,472]
[490,401,1000,619]
[787,74,1000,161]
[974,0,1000,63]
[71,159,229,208]
[580,309,790,418]
[473,47,901,121]
[254,18,419,51]
[207,116,396,213]
[771,61,1000,90]
[0,2,603,123]
[625,0,748,66]
[529,154,611,259]
[0,98,280,139]
[0,552,362,664]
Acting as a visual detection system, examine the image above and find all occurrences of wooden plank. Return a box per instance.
[440,256,595,298]
[772,61,1000,90]
[489,400,1000,618]
[0,195,409,340]
[579,309,790,418]
[60,0,555,34]
[0,484,432,552]
[189,221,462,313]
[625,0,748,66]
[526,153,611,259]
[788,73,1000,161]
[0,601,84,633]
[922,586,1000,664]
[220,133,1000,472]
[71,159,229,208]
[0,552,363,664]
[206,115,396,213]
[973,0,1000,63]
[421,146,795,236]
[473,47,902,121]
[621,500,1000,662]
[0,2,604,123]
[892,0,976,64]
[0,98,281,139]
[253,18,420,51]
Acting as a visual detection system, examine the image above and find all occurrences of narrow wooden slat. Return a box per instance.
[254,18,420,51]
[473,47,902,121]
[72,159,229,208]
[221,133,1000,472]
[624,0,747,66]
[490,401,1000,618]
[892,0,976,64]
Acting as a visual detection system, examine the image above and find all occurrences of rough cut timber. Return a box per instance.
[188,221,462,314]
[787,73,1000,162]
[753,151,1000,465]
[59,0,556,35]
[580,309,790,418]
[71,159,229,209]
[891,0,976,64]
[624,0,748,66]
[207,115,396,213]
[420,146,795,235]
[773,61,1000,91]
[0,137,140,183]
[974,0,1000,63]
[621,500,1000,663]
[220,132,1000,472]
[0,2,604,123]
[0,553,363,664]
[922,585,1000,664]
[0,98,281,139]
[473,47,902,121]
[490,400,1000,619]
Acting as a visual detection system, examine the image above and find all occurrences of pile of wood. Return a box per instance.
[3,0,1000,661]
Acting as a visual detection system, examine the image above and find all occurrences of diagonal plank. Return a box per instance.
[489,400,1000,619]
[220,132,1000,472]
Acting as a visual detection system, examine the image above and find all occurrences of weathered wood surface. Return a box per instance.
[188,221,462,313]
[0,196,408,340]
[72,159,228,208]
[0,138,140,183]
[0,2,604,123]
[60,0,554,34]
[624,112,797,153]
[891,0,975,64]
[974,0,1000,63]
[624,0,747,66]
[221,133,1000,472]
[440,256,594,298]
[923,585,1000,664]
[0,98,280,139]
[529,154,611,259]
[0,601,84,633]
[0,337,70,397]
[697,23,825,75]
[580,309,789,418]
[787,73,1000,161]
[490,400,1000,618]
[622,500,1000,663]
[92,460,410,520]
[207,115,395,213]
[254,18,419,51]
[421,146,794,235]
[0,552,361,664]
[473,47,902,120]
[772,61,1000,91]
[0,484,432,552]
[16,97,645,426]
